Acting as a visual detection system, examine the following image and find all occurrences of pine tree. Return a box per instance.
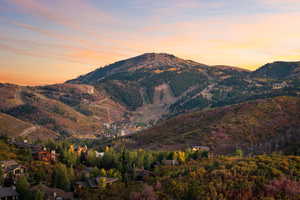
[87,150,97,166]
[0,167,3,185]
[53,163,71,191]
[16,176,31,200]
[34,190,44,200]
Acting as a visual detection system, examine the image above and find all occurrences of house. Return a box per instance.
[134,169,155,181]
[32,149,56,162]
[31,185,74,200]
[12,140,43,151]
[81,167,94,178]
[95,151,104,158]
[191,145,210,152]
[74,177,118,192]
[0,187,19,200]
[0,160,25,183]
[162,160,179,166]
[73,181,88,194]
[103,123,111,129]
[272,81,288,90]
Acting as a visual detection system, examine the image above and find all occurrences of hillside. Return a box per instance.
[0,83,126,139]
[121,96,300,155]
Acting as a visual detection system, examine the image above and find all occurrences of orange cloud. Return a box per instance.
[3,20,134,62]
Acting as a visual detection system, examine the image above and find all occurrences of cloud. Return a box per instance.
[6,0,116,28]
[1,19,135,62]
[5,0,125,45]
[0,37,128,66]
[260,0,300,9]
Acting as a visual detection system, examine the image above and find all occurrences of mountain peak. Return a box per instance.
[139,52,176,58]
[122,52,199,67]
[68,53,204,84]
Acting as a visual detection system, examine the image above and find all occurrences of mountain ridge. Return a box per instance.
[1,53,300,140]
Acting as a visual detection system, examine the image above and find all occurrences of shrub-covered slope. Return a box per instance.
[124,96,300,155]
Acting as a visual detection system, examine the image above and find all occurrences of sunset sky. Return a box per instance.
[1,0,300,85]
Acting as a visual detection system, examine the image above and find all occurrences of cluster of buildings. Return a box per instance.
[0,160,73,200]
[100,121,149,138]
[9,139,57,163]
[0,139,75,200]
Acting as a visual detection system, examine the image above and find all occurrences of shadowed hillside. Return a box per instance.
[123,96,300,155]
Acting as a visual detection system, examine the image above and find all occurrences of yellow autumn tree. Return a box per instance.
[177,151,186,163]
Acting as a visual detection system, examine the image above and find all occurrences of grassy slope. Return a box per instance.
[125,96,300,154]
[0,112,59,141]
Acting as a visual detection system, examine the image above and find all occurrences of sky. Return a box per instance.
[0,0,300,85]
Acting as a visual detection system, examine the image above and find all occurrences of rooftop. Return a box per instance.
[0,187,19,198]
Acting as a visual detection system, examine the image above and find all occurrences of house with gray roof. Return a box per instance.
[0,187,19,200]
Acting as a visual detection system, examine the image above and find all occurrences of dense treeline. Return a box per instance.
[75,154,300,200]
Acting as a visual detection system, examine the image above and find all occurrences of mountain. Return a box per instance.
[1,53,300,140]
[68,53,300,123]
[120,96,300,155]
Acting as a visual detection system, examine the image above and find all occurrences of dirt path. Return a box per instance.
[19,126,38,137]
